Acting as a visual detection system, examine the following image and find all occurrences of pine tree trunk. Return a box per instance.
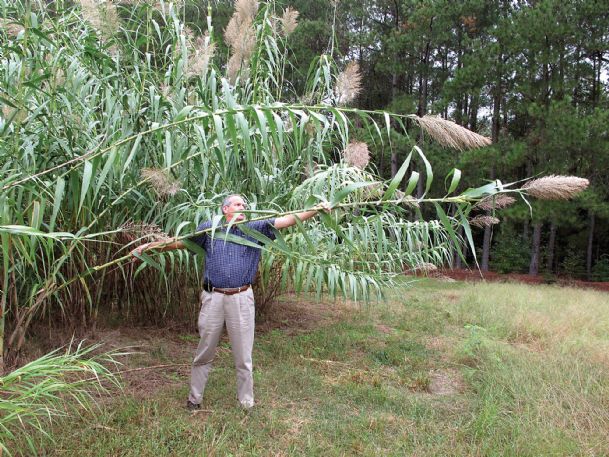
[586,212,595,279]
[546,222,557,273]
[469,94,479,131]
[453,220,463,269]
[529,223,542,275]
[454,251,462,269]
[390,72,398,178]
[481,225,492,272]
[481,164,494,272]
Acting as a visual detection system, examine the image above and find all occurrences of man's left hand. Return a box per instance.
[314,202,332,213]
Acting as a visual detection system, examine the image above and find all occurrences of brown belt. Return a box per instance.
[211,284,250,295]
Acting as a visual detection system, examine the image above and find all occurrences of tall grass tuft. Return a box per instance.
[0,342,122,455]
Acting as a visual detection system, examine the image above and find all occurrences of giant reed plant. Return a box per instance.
[0,0,588,368]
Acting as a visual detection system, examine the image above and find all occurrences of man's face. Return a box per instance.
[222,196,246,222]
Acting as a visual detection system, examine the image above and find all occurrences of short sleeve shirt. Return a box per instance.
[190,219,276,288]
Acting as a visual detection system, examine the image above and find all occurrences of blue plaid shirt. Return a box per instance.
[190,219,276,288]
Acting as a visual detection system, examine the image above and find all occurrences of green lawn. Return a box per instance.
[39,279,609,456]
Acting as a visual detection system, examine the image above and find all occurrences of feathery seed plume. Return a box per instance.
[225,14,255,59]
[474,194,516,211]
[362,182,383,200]
[469,215,500,228]
[334,62,362,106]
[224,15,241,49]
[343,141,370,169]
[280,7,299,36]
[522,175,589,200]
[227,53,244,84]
[399,194,420,208]
[224,0,257,84]
[235,0,258,23]
[141,168,181,197]
[118,221,171,244]
[415,115,491,151]
[234,24,256,59]
[186,33,216,78]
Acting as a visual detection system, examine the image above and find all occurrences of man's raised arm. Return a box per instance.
[131,238,186,256]
[274,202,332,229]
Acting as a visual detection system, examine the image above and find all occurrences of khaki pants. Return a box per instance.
[188,288,255,407]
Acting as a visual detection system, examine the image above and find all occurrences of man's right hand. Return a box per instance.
[130,242,152,257]
[130,238,185,258]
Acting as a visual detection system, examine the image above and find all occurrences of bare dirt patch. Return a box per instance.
[257,294,356,335]
[375,324,395,334]
[427,369,465,395]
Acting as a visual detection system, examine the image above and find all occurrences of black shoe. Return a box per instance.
[186,400,201,411]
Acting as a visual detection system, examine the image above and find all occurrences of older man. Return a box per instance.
[132,195,330,410]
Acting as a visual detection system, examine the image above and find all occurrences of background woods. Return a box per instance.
[332,0,609,277]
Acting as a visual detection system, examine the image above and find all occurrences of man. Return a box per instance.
[132,195,330,410]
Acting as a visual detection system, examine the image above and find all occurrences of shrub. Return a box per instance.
[560,249,586,279]
[591,255,609,282]
[490,229,530,273]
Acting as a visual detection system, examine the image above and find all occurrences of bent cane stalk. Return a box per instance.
[1,190,507,308]
[1,106,486,192]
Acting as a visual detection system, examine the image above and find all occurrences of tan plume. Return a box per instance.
[522,175,589,200]
[280,7,299,36]
[343,141,370,169]
[474,194,516,211]
[469,215,500,228]
[235,0,258,23]
[414,115,491,151]
[186,33,216,78]
[224,0,258,83]
[398,194,419,208]
[118,221,171,244]
[334,62,362,105]
[141,168,181,197]
[227,53,245,84]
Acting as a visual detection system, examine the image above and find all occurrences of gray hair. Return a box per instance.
[222,194,244,210]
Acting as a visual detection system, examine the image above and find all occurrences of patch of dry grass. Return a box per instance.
[454,282,609,361]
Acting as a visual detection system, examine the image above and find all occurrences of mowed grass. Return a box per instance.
[39,279,609,456]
